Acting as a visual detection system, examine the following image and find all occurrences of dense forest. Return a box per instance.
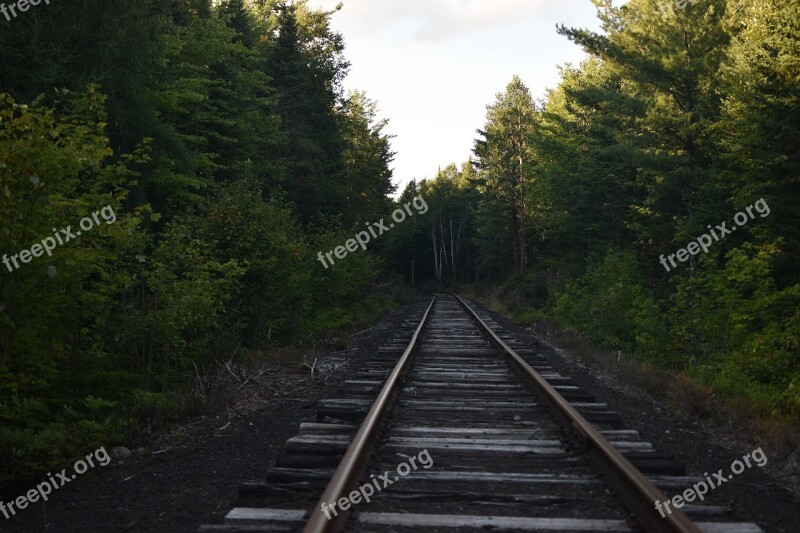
[388,0,799,439]
[1,0,798,490]
[0,0,400,486]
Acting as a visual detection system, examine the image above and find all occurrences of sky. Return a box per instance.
[309,0,605,194]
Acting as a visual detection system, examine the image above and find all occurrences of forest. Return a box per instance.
[1,0,798,489]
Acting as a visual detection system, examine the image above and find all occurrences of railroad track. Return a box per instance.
[202,294,762,532]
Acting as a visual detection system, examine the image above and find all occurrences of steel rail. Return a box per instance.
[303,295,437,533]
[454,295,701,533]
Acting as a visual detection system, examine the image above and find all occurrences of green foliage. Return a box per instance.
[473,76,538,272]
[453,0,800,420]
[509,307,548,328]
[508,273,549,310]
[262,1,349,224]
[0,89,146,486]
[307,226,384,334]
[388,164,480,285]
[0,395,132,486]
[668,244,800,414]
[0,0,399,490]
[553,251,665,355]
[339,91,396,225]
[717,0,800,283]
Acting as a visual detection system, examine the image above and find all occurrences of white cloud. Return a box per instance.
[315,0,589,41]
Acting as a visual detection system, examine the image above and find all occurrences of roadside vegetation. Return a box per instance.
[0,0,402,488]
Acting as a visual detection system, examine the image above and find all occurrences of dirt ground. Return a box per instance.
[2,294,798,532]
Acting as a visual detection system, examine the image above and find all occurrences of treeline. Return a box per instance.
[391,0,799,418]
[0,0,397,485]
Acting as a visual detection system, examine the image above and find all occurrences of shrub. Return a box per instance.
[553,250,665,356]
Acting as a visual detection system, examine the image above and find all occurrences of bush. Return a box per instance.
[668,244,800,415]
[553,250,665,356]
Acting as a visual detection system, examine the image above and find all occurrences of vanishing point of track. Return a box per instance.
[203,294,763,533]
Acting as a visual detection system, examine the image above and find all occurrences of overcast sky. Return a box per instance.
[310,0,604,193]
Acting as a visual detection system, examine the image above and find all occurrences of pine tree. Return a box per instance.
[339,91,396,226]
[473,76,538,272]
[267,2,349,225]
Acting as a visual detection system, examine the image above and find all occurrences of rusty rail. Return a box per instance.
[454,295,701,533]
[302,295,437,533]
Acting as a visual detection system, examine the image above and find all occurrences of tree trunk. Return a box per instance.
[511,211,518,272]
[518,132,528,272]
[518,191,527,272]
[431,225,442,282]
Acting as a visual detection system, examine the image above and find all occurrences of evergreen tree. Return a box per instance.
[473,76,538,272]
[266,2,349,225]
[339,91,396,226]
[718,0,800,282]
[558,0,732,263]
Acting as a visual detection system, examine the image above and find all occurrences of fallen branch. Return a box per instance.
[191,360,204,392]
[349,326,374,338]
[223,360,241,382]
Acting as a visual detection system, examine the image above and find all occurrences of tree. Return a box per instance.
[473,76,538,272]
[0,0,401,487]
[557,0,733,265]
[339,91,396,226]
[265,2,350,225]
[533,59,639,277]
[718,0,800,283]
